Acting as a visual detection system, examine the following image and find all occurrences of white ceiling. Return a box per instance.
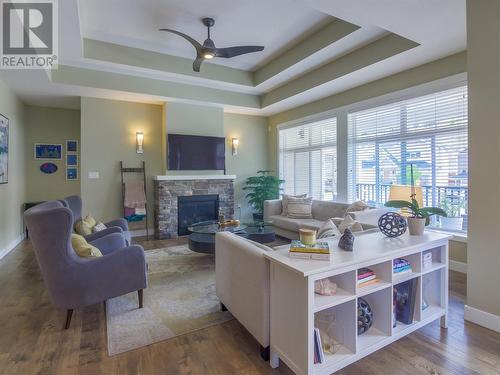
[0,0,467,114]
[79,0,331,70]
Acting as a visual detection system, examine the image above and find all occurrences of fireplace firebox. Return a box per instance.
[177,195,219,236]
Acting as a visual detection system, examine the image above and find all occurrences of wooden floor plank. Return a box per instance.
[1,237,500,374]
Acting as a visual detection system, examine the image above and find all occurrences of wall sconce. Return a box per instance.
[136,132,144,154]
[232,138,239,156]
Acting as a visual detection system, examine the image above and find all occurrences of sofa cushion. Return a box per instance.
[317,219,341,239]
[287,197,313,218]
[270,215,324,232]
[338,214,363,233]
[71,234,103,258]
[312,200,350,221]
[282,194,307,216]
[346,200,369,213]
[74,215,98,236]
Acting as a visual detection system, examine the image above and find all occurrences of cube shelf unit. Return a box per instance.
[265,231,450,375]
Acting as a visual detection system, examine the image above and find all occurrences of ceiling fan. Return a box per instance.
[160,17,264,72]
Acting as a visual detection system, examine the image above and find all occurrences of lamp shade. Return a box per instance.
[388,185,423,207]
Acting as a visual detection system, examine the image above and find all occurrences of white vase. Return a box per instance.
[407,217,426,235]
[440,217,464,231]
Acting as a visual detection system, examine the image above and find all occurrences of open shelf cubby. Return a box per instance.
[356,260,392,297]
[393,252,421,283]
[314,300,356,370]
[392,276,422,335]
[422,246,446,274]
[422,268,446,320]
[357,287,392,351]
[314,271,356,312]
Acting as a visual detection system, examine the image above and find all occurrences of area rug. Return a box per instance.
[105,245,233,355]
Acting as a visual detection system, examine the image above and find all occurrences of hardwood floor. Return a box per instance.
[1,238,500,375]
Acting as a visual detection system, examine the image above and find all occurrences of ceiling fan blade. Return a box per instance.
[193,57,204,72]
[215,46,264,58]
[159,28,202,51]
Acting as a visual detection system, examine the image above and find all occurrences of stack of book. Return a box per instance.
[422,251,433,269]
[289,240,331,261]
[393,258,412,275]
[357,268,378,287]
[313,328,324,364]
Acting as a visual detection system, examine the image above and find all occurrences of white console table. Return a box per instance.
[264,231,451,375]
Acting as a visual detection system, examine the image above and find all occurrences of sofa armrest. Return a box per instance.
[104,218,129,232]
[215,232,270,347]
[350,208,392,227]
[89,232,127,255]
[84,226,123,243]
[264,199,282,220]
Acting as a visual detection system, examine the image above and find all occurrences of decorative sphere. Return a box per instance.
[357,297,373,335]
[378,212,407,238]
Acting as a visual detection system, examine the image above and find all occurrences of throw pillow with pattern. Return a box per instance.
[287,197,313,219]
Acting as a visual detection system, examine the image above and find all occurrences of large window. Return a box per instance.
[279,117,337,200]
[348,86,468,231]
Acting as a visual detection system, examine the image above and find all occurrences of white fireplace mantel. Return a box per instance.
[154,175,236,181]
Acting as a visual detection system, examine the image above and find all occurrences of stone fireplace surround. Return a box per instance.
[154,175,236,239]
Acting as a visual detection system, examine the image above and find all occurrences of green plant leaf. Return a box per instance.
[420,207,447,217]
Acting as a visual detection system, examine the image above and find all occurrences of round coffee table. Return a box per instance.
[187,220,247,254]
[238,221,276,244]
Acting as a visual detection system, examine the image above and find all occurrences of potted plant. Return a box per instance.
[384,198,447,235]
[243,170,284,220]
[440,197,465,231]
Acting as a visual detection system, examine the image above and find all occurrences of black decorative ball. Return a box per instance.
[357,297,373,335]
[378,212,407,238]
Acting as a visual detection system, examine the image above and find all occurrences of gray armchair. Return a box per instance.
[24,200,147,329]
[61,195,132,245]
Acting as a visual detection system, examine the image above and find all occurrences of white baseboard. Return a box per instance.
[449,260,467,274]
[130,228,155,238]
[0,233,25,261]
[464,305,500,333]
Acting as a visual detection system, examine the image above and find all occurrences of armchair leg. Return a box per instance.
[260,345,270,361]
[64,309,73,330]
[138,289,143,308]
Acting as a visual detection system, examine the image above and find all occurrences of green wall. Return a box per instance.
[0,80,26,255]
[466,0,500,319]
[80,97,164,227]
[24,105,81,202]
[224,113,269,218]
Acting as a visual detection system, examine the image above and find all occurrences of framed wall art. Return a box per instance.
[0,114,8,184]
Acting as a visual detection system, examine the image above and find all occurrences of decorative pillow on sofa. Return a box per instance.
[282,194,307,216]
[287,197,313,219]
[317,219,341,239]
[346,200,369,213]
[75,215,98,236]
[71,234,103,258]
[337,214,363,234]
[92,222,107,233]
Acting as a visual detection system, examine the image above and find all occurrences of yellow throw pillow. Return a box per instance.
[71,234,103,258]
[83,215,97,228]
[74,215,98,236]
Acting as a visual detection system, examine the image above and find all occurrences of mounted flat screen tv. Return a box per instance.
[168,134,225,170]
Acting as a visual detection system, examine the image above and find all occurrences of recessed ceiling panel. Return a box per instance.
[79,0,330,70]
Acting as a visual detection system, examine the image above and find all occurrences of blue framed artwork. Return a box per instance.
[0,114,8,184]
[66,154,78,166]
[66,140,78,153]
[34,143,62,160]
[66,167,78,180]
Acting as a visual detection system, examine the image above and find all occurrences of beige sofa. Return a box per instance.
[215,232,272,360]
[264,199,389,240]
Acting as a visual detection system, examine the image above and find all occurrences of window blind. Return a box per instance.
[279,117,337,200]
[348,85,468,231]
